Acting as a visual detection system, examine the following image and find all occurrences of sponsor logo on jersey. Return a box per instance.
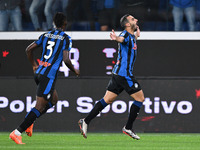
[44,33,64,40]
[38,60,51,67]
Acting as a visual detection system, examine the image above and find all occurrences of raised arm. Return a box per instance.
[63,50,80,76]
[110,29,124,43]
[134,26,140,40]
[25,42,39,73]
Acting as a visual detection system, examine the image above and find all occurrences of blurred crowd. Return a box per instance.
[0,0,199,31]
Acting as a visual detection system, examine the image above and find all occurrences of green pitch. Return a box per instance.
[1,132,200,150]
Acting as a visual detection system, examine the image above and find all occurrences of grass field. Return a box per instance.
[1,132,200,150]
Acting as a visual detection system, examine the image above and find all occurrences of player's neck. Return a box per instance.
[126,28,134,35]
[56,27,64,31]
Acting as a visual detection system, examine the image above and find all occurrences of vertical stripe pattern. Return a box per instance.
[112,30,137,77]
[34,29,72,80]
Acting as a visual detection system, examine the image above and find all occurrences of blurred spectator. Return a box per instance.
[82,0,96,30]
[119,0,148,31]
[145,0,160,21]
[97,0,120,31]
[29,0,55,31]
[196,1,200,20]
[66,0,96,31]
[170,0,196,31]
[159,0,173,21]
[52,0,69,16]
[0,0,22,31]
[196,0,200,30]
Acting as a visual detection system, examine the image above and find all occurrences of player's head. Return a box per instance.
[53,12,67,30]
[120,14,130,28]
[120,14,138,30]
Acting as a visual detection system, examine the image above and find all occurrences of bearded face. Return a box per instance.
[126,16,138,30]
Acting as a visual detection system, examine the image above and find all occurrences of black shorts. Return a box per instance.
[107,74,141,95]
[34,74,56,101]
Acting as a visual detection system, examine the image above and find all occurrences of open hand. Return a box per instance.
[110,29,117,40]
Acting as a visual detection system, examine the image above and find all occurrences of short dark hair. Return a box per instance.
[120,14,130,28]
[53,12,67,28]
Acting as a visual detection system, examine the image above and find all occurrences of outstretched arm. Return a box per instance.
[63,50,80,76]
[110,29,124,43]
[25,42,38,73]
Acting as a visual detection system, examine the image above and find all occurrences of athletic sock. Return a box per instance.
[40,102,53,116]
[17,108,41,133]
[84,98,108,125]
[14,129,21,136]
[125,101,143,130]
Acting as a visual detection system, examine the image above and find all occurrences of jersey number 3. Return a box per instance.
[44,41,55,59]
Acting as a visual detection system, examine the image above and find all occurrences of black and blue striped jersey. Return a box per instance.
[35,29,72,79]
[112,30,137,77]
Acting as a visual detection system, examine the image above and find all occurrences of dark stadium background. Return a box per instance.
[0,37,200,133]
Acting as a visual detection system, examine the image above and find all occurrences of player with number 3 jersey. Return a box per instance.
[35,29,72,79]
[9,12,79,144]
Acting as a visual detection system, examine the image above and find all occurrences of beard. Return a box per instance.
[131,24,137,31]
[131,22,138,31]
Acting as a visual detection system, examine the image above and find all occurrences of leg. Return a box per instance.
[17,96,48,134]
[9,96,48,144]
[40,90,58,115]
[25,91,58,137]
[122,90,144,140]
[184,6,196,31]
[29,0,44,30]
[51,90,59,105]
[121,75,144,140]
[79,75,122,138]
[172,6,183,31]
[62,0,69,15]
[130,90,145,102]
[0,10,9,31]
[78,90,117,138]
[44,0,55,30]
[10,6,22,31]
[125,90,144,130]
[84,90,117,124]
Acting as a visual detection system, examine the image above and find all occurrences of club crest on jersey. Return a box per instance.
[132,43,137,50]
[47,94,51,99]
[134,83,138,88]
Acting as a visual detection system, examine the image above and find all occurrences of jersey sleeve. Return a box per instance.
[35,34,44,46]
[119,31,129,44]
[63,35,72,51]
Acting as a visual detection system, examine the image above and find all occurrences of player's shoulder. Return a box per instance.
[42,30,71,41]
[38,32,47,38]
[42,30,54,38]
[61,31,71,41]
[119,30,126,36]
[119,30,129,38]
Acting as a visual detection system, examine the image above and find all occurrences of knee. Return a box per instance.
[137,96,145,103]
[134,95,145,103]
[29,6,36,15]
[34,106,44,113]
[104,98,114,104]
[140,95,145,102]
[35,102,46,113]
[51,100,57,106]
[44,7,51,16]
